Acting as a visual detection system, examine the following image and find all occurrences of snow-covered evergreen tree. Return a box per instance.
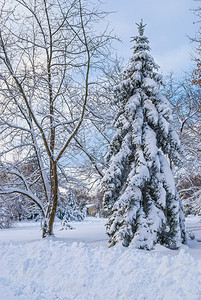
[102,21,186,250]
[60,189,85,230]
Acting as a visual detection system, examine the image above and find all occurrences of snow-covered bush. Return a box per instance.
[180,174,201,215]
[0,207,13,229]
[182,191,201,216]
[57,190,85,230]
[0,180,42,228]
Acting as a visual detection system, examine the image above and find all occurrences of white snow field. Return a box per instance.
[0,216,201,300]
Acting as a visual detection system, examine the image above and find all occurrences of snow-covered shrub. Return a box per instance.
[178,174,201,216]
[0,193,42,229]
[57,190,85,230]
[182,190,201,216]
[0,207,13,229]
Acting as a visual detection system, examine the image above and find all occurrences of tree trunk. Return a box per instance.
[42,162,58,238]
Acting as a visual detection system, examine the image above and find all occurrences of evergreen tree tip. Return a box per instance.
[136,19,146,36]
[130,19,148,45]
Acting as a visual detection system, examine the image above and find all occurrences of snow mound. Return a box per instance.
[0,240,201,300]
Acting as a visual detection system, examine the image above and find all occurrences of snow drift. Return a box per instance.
[0,239,201,300]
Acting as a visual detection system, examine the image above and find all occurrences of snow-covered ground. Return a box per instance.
[0,216,201,300]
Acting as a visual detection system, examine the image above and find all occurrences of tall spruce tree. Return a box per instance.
[102,21,186,250]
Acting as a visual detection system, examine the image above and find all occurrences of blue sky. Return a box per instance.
[103,0,199,75]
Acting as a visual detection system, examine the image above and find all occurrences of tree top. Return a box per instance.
[136,19,146,36]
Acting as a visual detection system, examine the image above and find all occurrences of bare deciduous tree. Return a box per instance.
[0,0,112,236]
[163,73,201,214]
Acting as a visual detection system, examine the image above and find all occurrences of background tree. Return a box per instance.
[0,0,112,236]
[102,21,186,250]
[163,74,201,215]
[59,189,85,230]
[191,0,201,87]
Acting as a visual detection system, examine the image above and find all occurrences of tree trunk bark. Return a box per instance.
[42,162,58,237]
